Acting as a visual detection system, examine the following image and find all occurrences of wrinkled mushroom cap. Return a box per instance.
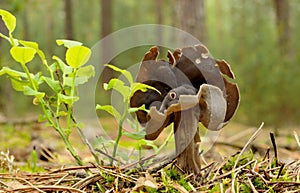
[130,44,240,140]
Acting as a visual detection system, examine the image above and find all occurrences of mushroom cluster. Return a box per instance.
[130,44,239,174]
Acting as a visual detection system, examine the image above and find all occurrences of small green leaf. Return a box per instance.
[66,45,91,68]
[123,130,146,140]
[0,67,43,91]
[105,64,133,84]
[63,76,88,87]
[138,139,158,152]
[38,114,47,122]
[0,66,28,78]
[29,148,38,172]
[96,104,121,120]
[95,136,114,146]
[128,104,149,113]
[58,93,79,105]
[42,76,61,92]
[57,111,68,117]
[23,86,45,99]
[130,83,161,98]
[56,39,83,48]
[11,78,30,91]
[52,55,73,74]
[49,62,57,70]
[33,72,44,86]
[0,67,35,91]
[76,65,95,78]
[104,78,130,98]
[19,40,46,61]
[64,127,72,137]
[10,46,36,64]
[0,9,16,33]
[19,40,39,50]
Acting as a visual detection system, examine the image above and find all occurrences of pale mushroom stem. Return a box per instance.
[174,108,201,175]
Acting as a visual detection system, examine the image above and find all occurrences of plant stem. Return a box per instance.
[110,99,128,165]
[21,63,37,90]
[53,123,83,165]
[21,63,83,166]
[67,68,77,133]
[71,115,101,165]
[9,33,15,46]
[0,33,10,42]
[111,119,124,165]
[41,59,54,80]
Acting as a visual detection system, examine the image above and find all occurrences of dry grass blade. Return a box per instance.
[293,130,300,149]
[247,177,258,193]
[214,160,256,181]
[233,122,264,169]
[11,185,85,193]
[171,182,189,193]
[73,173,104,189]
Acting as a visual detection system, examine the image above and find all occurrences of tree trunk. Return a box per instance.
[64,0,73,39]
[101,0,112,38]
[175,0,206,43]
[23,1,30,40]
[273,0,290,56]
[100,0,113,83]
[46,1,55,54]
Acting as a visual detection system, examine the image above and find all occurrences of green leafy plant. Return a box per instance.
[0,9,97,166]
[28,148,38,173]
[96,64,160,165]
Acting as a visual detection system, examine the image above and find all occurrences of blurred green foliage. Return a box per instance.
[0,0,300,127]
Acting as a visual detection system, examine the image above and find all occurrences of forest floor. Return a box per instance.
[1,115,300,192]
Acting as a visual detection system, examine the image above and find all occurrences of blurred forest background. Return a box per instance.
[0,0,299,128]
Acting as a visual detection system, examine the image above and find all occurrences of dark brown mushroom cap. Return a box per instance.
[144,84,227,140]
[130,44,240,140]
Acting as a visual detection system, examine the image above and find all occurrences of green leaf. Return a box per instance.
[66,45,91,68]
[29,149,38,172]
[0,66,28,78]
[56,111,68,117]
[19,40,46,61]
[10,46,36,64]
[11,78,30,91]
[104,78,130,98]
[95,136,114,146]
[63,76,88,87]
[49,63,57,71]
[58,93,79,105]
[130,83,161,98]
[123,129,146,140]
[76,65,95,78]
[56,39,83,48]
[128,104,149,113]
[105,64,133,84]
[64,127,72,137]
[96,104,121,120]
[33,72,43,86]
[52,55,73,74]
[23,86,45,99]
[138,139,158,152]
[42,76,61,92]
[0,9,16,33]
[0,67,37,91]
[38,114,47,122]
